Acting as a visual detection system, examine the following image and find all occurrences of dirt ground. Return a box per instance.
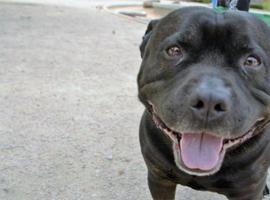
[0,2,269,200]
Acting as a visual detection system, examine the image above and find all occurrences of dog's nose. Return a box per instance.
[189,80,231,122]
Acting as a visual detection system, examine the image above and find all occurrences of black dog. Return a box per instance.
[138,7,270,200]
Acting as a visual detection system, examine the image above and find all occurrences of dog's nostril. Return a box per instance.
[192,100,204,110]
[214,103,226,112]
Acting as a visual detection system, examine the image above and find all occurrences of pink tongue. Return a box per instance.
[180,133,223,171]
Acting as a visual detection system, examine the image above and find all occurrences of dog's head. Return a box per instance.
[138,7,270,176]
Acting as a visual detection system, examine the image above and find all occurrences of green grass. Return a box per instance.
[192,0,211,3]
[246,1,269,10]
[262,2,270,10]
[250,3,264,10]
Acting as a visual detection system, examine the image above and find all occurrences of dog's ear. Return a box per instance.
[140,19,159,58]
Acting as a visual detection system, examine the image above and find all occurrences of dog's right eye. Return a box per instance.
[166,46,182,57]
[243,55,261,68]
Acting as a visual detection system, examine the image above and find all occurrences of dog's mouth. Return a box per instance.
[148,102,270,176]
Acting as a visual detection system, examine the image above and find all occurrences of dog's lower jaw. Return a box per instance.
[149,102,270,176]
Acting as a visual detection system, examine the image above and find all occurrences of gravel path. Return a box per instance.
[0,2,269,200]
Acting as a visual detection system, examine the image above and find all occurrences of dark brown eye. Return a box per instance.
[244,55,261,67]
[166,46,182,57]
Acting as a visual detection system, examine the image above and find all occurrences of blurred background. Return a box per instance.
[0,0,269,200]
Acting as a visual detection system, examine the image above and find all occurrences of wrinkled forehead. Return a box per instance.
[151,8,257,49]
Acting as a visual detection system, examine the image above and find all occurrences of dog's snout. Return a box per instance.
[190,90,229,121]
[189,77,231,122]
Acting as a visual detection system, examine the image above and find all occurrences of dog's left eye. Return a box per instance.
[166,46,182,57]
[243,55,261,67]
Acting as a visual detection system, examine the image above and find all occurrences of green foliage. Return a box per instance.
[250,0,270,10]
[250,3,263,10]
[192,0,211,3]
[262,2,270,10]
